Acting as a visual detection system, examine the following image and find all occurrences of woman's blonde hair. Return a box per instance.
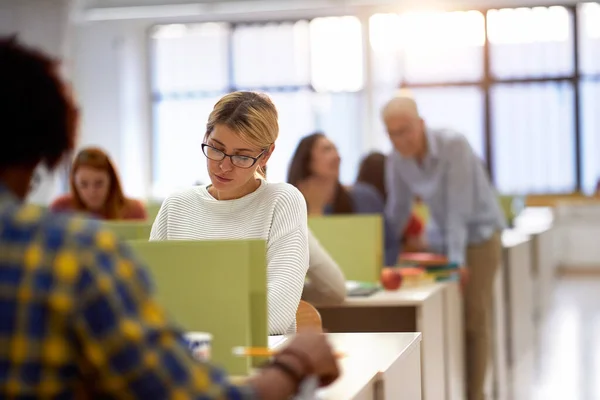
[205,91,278,178]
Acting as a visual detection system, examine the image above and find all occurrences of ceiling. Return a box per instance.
[79,0,584,22]
[83,0,580,8]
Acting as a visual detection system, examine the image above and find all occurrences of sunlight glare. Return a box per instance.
[369,13,402,53]
[582,2,600,39]
[487,6,570,44]
[399,10,485,51]
[310,16,364,93]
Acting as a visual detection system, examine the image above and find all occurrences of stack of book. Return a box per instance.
[397,253,460,284]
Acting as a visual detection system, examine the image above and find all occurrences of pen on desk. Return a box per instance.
[232,347,346,358]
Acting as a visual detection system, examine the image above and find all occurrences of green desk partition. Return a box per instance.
[498,195,515,227]
[145,202,163,224]
[309,215,383,284]
[102,221,153,241]
[127,240,268,375]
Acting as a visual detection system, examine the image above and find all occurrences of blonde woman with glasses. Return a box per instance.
[150,91,309,335]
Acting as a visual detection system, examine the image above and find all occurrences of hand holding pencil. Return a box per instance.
[242,331,340,389]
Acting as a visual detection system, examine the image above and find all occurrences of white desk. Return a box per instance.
[554,202,600,269]
[500,230,534,400]
[316,282,463,400]
[513,208,556,322]
[316,333,422,400]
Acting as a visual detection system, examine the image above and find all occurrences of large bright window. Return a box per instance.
[371,87,485,159]
[150,17,364,199]
[491,82,576,194]
[369,10,485,161]
[149,4,598,197]
[578,2,600,75]
[580,82,600,194]
[370,11,484,84]
[487,6,573,78]
[579,3,600,194]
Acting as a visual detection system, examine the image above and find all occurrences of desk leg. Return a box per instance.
[417,290,446,400]
[493,263,509,400]
[444,282,466,400]
[381,341,423,400]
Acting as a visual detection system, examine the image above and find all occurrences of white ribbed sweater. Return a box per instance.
[149,180,309,335]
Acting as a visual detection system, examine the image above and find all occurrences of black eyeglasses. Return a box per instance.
[201,143,266,169]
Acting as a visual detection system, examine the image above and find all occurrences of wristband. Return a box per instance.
[266,359,303,389]
[277,347,314,376]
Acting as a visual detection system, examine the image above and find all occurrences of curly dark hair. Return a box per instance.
[0,36,77,171]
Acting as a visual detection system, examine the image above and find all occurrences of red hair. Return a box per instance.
[70,147,126,219]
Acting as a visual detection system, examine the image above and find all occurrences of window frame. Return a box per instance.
[148,2,600,195]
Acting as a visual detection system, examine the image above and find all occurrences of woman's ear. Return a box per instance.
[261,143,276,166]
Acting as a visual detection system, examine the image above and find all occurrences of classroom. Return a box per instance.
[1,0,600,399]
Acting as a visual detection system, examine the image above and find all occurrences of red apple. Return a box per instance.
[380,268,403,291]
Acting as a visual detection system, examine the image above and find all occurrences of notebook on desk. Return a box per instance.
[268,335,288,349]
[345,281,381,297]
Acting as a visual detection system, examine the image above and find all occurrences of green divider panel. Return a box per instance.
[127,240,267,376]
[498,195,515,226]
[309,214,382,284]
[145,202,163,224]
[103,221,153,241]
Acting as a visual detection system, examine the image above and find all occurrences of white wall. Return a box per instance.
[0,0,73,204]
[71,19,151,199]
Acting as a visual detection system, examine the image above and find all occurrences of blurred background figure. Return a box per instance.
[288,132,399,266]
[383,95,505,400]
[356,151,425,252]
[50,147,147,220]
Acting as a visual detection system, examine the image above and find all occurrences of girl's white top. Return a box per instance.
[150,180,309,335]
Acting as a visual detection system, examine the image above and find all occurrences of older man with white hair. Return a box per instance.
[382,95,506,400]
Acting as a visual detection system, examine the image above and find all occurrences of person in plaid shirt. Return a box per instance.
[0,37,339,399]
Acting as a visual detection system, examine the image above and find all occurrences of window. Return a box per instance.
[314,92,364,182]
[369,11,485,159]
[232,22,310,88]
[153,23,230,93]
[579,2,600,75]
[580,81,600,194]
[579,3,600,194]
[152,96,220,197]
[151,23,230,199]
[399,11,485,83]
[491,82,576,194]
[310,16,363,92]
[411,87,485,160]
[370,11,485,85]
[150,17,364,197]
[371,87,484,159]
[260,90,315,183]
[487,7,573,78]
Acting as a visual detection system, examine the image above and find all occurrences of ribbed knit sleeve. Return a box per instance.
[265,186,310,334]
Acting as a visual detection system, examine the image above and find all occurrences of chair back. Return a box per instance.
[296,300,323,333]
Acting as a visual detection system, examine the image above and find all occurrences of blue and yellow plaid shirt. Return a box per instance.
[0,184,256,399]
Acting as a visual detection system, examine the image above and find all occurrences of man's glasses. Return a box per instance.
[201,144,265,169]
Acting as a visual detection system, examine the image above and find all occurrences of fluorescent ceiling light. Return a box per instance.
[83,0,344,21]
[84,4,206,21]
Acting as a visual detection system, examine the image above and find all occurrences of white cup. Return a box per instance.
[184,332,213,362]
